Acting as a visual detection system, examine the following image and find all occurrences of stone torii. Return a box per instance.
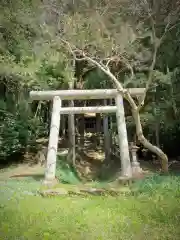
[30,88,145,183]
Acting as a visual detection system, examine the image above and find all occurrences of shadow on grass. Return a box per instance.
[10,174,44,181]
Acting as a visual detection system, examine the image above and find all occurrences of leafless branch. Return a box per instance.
[119,55,134,81]
[136,0,163,110]
[105,58,112,67]
[137,6,180,110]
[161,21,180,42]
[61,38,126,93]
[101,55,134,82]
[137,18,158,109]
[61,37,168,172]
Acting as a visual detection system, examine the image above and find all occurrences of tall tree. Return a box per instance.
[57,0,180,172]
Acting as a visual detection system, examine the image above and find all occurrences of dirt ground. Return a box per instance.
[0,164,45,181]
[0,140,180,182]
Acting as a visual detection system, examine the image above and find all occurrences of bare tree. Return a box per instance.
[60,0,180,173]
[41,0,180,172]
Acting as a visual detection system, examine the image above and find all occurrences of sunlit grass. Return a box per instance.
[0,172,180,239]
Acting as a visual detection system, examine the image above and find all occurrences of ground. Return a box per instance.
[0,159,180,239]
[0,138,180,239]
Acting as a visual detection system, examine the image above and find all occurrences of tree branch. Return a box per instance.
[61,38,168,173]
[137,3,180,110]
[61,38,126,93]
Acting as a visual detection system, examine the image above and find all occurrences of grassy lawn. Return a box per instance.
[0,173,180,239]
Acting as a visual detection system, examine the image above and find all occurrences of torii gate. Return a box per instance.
[30,88,145,183]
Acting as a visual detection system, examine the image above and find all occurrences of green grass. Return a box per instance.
[56,155,81,184]
[0,174,180,239]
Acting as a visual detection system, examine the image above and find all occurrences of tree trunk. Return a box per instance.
[67,81,76,165]
[79,115,85,146]
[103,66,169,173]
[155,121,160,148]
[109,99,113,149]
[61,115,65,138]
[131,107,168,172]
[103,100,110,164]
[70,54,169,173]
[96,113,102,146]
[133,133,137,146]
[110,74,168,173]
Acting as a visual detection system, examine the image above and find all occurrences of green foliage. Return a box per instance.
[0,99,47,161]
[132,174,180,197]
[0,1,75,161]
[84,68,112,89]
[0,0,180,162]
[56,156,81,184]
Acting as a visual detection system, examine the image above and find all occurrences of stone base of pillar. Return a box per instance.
[42,178,59,187]
[132,162,142,175]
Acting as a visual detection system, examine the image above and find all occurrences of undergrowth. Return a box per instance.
[55,155,118,185]
[56,156,81,184]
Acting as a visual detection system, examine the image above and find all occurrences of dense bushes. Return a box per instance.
[0,98,47,163]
